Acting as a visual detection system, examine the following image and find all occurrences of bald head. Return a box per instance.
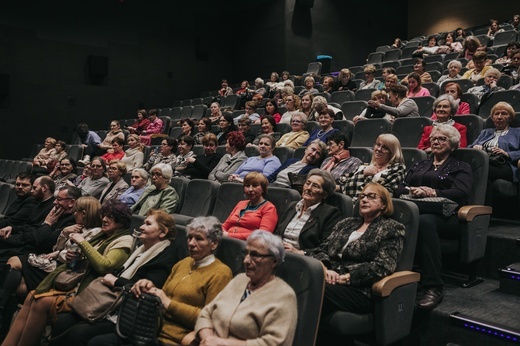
[32,176,55,202]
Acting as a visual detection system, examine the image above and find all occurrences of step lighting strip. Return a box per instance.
[450,312,520,343]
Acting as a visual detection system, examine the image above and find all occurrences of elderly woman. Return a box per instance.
[33,137,57,168]
[131,163,179,216]
[266,72,280,90]
[340,134,406,201]
[276,112,310,149]
[118,168,148,207]
[250,115,281,146]
[208,102,223,124]
[50,157,78,190]
[322,76,336,94]
[222,173,278,240]
[229,135,281,182]
[209,131,248,183]
[435,82,470,117]
[367,84,419,121]
[99,160,129,205]
[193,117,212,145]
[276,170,342,254]
[298,76,319,96]
[49,140,68,166]
[406,72,431,98]
[100,137,125,163]
[353,90,389,124]
[312,183,405,345]
[140,109,164,146]
[76,157,110,199]
[396,125,472,309]
[181,133,223,179]
[193,230,297,346]
[248,77,267,98]
[300,92,314,118]
[321,132,363,184]
[437,60,463,86]
[173,135,196,175]
[3,201,134,346]
[418,94,468,152]
[99,120,125,153]
[470,102,520,204]
[304,108,339,145]
[462,51,491,82]
[127,109,150,135]
[467,67,504,102]
[279,94,301,124]
[359,65,381,90]
[382,73,398,91]
[215,113,237,146]
[178,118,195,139]
[143,136,177,172]
[309,95,342,121]
[121,134,144,172]
[49,209,179,345]
[337,68,357,91]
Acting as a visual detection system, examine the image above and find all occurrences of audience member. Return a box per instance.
[300,92,314,119]
[501,48,520,81]
[178,118,195,139]
[218,79,233,97]
[462,51,491,82]
[99,160,129,205]
[215,113,236,146]
[98,120,125,153]
[467,67,504,101]
[279,94,301,124]
[459,36,481,61]
[276,112,310,149]
[486,19,504,40]
[298,76,319,96]
[337,68,357,91]
[121,134,144,172]
[230,134,281,182]
[208,131,247,183]
[193,117,212,145]
[321,132,363,184]
[406,72,431,98]
[208,102,222,124]
[359,65,382,90]
[76,157,110,198]
[250,115,281,146]
[32,137,56,168]
[353,90,389,123]
[368,84,420,121]
[322,76,336,94]
[0,173,37,228]
[181,133,223,179]
[75,123,102,164]
[402,58,432,84]
[234,101,260,124]
[142,137,177,172]
[495,42,520,65]
[49,157,77,191]
[304,108,338,145]
[309,95,343,121]
[264,99,282,123]
[126,109,150,135]
[436,82,470,117]
[140,109,164,146]
[119,168,148,207]
[100,137,125,163]
[237,117,256,145]
[173,135,196,175]
[437,60,463,85]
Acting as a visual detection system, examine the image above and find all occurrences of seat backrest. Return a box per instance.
[66,145,84,163]
[451,148,488,205]
[170,107,182,120]
[95,130,107,141]
[498,75,514,90]
[383,49,402,62]
[0,182,15,214]
[159,116,171,134]
[389,199,420,271]
[351,118,392,147]
[422,82,440,97]
[412,96,436,117]
[191,105,207,120]
[212,182,245,222]
[276,253,325,346]
[478,90,520,117]
[306,62,322,76]
[440,78,474,94]
[265,187,301,220]
[169,177,189,213]
[402,148,428,171]
[354,89,377,102]
[493,30,518,46]
[396,65,414,75]
[327,192,353,219]
[424,54,444,64]
[180,106,193,119]
[331,91,355,105]
[215,237,246,277]
[340,101,368,121]
[273,147,294,163]
[315,92,331,103]
[392,117,432,147]
[453,114,483,145]
[367,52,384,64]
[425,61,443,72]
[332,120,354,141]
[349,147,373,163]
[160,108,171,117]
[181,99,192,107]
[460,93,479,115]
[244,146,260,158]
[223,94,239,110]
[179,179,219,217]
[169,127,183,139]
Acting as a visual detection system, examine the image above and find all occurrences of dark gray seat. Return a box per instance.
[351,119,392,147]
[340,101,368,121]
[392,117,432,147]
[169,177,189,213]
[265,187,301,220]
[355,89,377,102]
[412,95,436,117]
[453,114,483,145]
[172,179,220,226]
[211,182,245,222]
[349,147,373,164]
[331,90,355,105]
[478,90,520,117]
[402,148,428,170]
[327,192,353,219]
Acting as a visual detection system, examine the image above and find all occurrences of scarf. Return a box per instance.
[119,240,171,279]
[322,150,351,171]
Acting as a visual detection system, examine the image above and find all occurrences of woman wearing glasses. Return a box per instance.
[76,157,110,199]
[359,64,382,90]
[340,134,406,202]
[279,94,301,124]
[311,183,405,345]
[276,112,310,150]
[396,124,472,310]
[142,137,177,172]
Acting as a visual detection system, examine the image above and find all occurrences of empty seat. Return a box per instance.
[498,75,514,90]
[460,93,479,115]
[367,52,384,64]
[159,108,171,117]
[412,96,436,117]
[180,106,193,119]
[222,94,239,110]
[424,55,444,64]
[215,237,246,277]
[402,148,428,169]
[273,147,294,163]
[170,107,182,120]
[332,120,354,140]
[493,30,518,47]
[212,182,246,222]
[169,177,189,213]
[392,117,433,148]
[191,104,207,120]
[440,78,474,94]
[422,82,440,97]
[425,62,443,73]
[181,99,192,107]
[173,179,220,226]
[396,65,414,76]
[331,91,355,105]
[400,47,417,60]
[376,45,391,52]
[383,49,401,62]
[478,90,520,117]
[191,98,203,106]
[351,119,392,147]
[381,60,401,70]
[159,116,171,134]
[428,70,441,82]
[341,101,368,121]
[454,114,483,145]
[303,62,322,77]
[67,145,84,163]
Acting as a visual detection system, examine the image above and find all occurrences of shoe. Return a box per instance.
[417,288,444,310]
[78,155,91,165]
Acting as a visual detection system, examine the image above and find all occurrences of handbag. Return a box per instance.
[54,262,88,292]
[288,172,307,194]
[399,194,459,217]
[489,153,507,167]
[116,285,163,346]
[71,277,121,322]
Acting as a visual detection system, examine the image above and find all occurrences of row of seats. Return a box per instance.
[0,160,33,184]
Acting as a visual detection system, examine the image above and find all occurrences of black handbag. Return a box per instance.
[116,285,163,346]
[489,153,507,167]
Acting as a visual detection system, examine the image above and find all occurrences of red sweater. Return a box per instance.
[222,200,278,240]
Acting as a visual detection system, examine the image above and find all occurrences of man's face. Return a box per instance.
[54,189,75,214]
[31,178,45,201]
[15,177,32,198]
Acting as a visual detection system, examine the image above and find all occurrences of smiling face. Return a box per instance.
[491,107,511,130]
[198,120,208,133]
[160,140,173,155]
[302,175,327,207]
[243,239,277,285]
[139,215,166,247]
[203,140,217,155]
[318,111,333,130]
[435,100,452,122]
[60,159,73,175]
[181,122,192,135]
[178,140,191,156]
[358,185,385,220]
[127,136,138,149]
[261,118,274,133]
[187,229,216,261]
[54,189,76,213]
[291,115,305,132]
[373,138,392,165]
[258,137,274,158]
[301,95,312,110]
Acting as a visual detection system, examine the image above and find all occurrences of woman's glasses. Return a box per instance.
[358,192,379,201]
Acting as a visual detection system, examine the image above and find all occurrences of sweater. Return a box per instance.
[222,200,278,240]
[131,185,179,216]
[121,147,145,171]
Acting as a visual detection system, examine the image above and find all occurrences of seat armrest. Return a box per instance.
[372,271,420,297]
[458,205,493,222]
[150,133,168,139]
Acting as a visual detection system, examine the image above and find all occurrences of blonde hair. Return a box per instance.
[372,134,404,165]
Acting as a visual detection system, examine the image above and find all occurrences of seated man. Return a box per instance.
[237,117,256,145]
[0,173,37,229]
[268,140,327,188]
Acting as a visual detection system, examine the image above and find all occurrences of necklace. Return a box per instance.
[317,129,330,138]
[432,159,446,171]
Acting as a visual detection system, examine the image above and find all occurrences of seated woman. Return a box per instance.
[470,102,520,205]
[321,132,363,184]
[437,60,463,86]
[279,94,301,124]
[264,99,282,123]
[406,72,431,98]
[367,84,420,121]
[308,95,343,121]
[48,209,181,345]
[33,137,57,168]
[99,120,125,154]
[304,108,339,145]
[215,113,237,146]
[402,58,432,85]
[412,35,438,57]
[50,157,78,191]
[250,115,281,146]
[340,134,406,202]
[193,117,212,145]
[418,94,468,153]
[131,163,179,216]
[458,36,480,61]
[439,32,463,54]
[392,38,403,49]
[311,183,405,345]
[49,140,68,167]
[467,67,504,102]
[142,136,177,172]
[181,133,223,179]
[222,172,278,240]
[396,125,472,309]
[173,135,196,176]
[99,160,129,205]
[337,68,357,92]
[118,168,148,207]
[486,19,504,40]
[2,201,134,346]
[247,77,267,98]
[266,72,280,92]
[496,43,520,65]
[140,109,164,146]
[433,82,470,118]
[121,134,144,172]
[230,134,281,182]
[126,109,150,135]
[208,102,222,125]
[276,112,310,149]
[300,92,314,119]
[268,140,327,188]
[219,79,233,97]
[235,80,250,98]
[178,118,195,139]
[501,49,520,81]
[359,64,382,90]
[322,76,336,94]
[298,76,319,96]
[208,131,247,183]
[462,51,491,82]
[381,73,398,91]
[193,230,298,346]
[100,137,125,163]
[276,169,342,254]
[76,157,110,199]
[353,90,389,124]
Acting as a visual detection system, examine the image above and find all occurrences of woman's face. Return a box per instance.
[388,92,400,106]
[60,159,73,175]
[385,78,396,89]
[110,122,120,132]
[305,79,314,89]
[374,93,387,104]
[511,53,520,68]
[101,215,120,234]
[130,172,147,189]
[198,120,208,133]
[265,102,275,116]
[244,180,264,205]
[139,215,166,246]
[341,73,350,83]
[137,112,144,121]
[285,96,295,111]
[301,95,312,110]
[484,73,498,86]
[219,116,230,130]
[258,137,274,157]
[428,38,436,47]
[90,160,105,179]
[473,59,486,73]
[243,239,277,284]
[149,114,157,121]
[44,139,54,149]
[270,73,277,82]
[408,78,419,92]
[291,116,305,132]
[187,229,215,261]
[210,103,220,115]
[55,144,64,153]
[127,136,138,149]
[225,139,234,154]
[73,208,85,225]
[490,22,498,31]
[373,138,392,165]
[282,73,289,81]
[430,130,453,156]
[108,164,123,180]
[435,100,452,122]
[241,81,248,88]
[302,174,327,206]
[178,141,192,156]
[203,140,217,156]
[365,71,374,82]
[448,63,461,77]
[445,34,453,43]
[112,141,123,153]
[261,118,273,133]
[245,105,254,115]
[160,140,173,155]
[181,122,192,134]
[413,62,424,73]
[444,85,460,99]
[318,112,333,129]
[492,107,511,130]
[358,185,385,220]
[150,169,168,189]
[327,139,344,156]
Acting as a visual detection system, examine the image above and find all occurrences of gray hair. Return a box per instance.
[447,60,462,69]
[312,96,328,106]
[283,80,295,90]
[186,216,223,245]
[247,230,285,264]
[291,112,308,125]
[151,163,173,183]
[304,76,315,84]
[433,94,458,117]
[255,77,264,85]
[133,168,149,181]
[431,124,460,150]
[309,139,328,160]
[484,67,501,79]
[306,168,336,199]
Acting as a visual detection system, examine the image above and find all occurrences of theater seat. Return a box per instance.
[351,118,392,147]
[341,101,368,121]
[172,179,219,226]
[392,117,432,148]
[212,182,246,222]
[169,177,189,213]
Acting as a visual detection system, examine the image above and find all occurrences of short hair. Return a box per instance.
[382,67,396,75]
[238,117,252,126]
[61,157,77,172]
[243,172,268,197]
[248,230,285,264]
[415,58,426,68]
[363,182,394,216]
[326,132,351,149]
[16,172,35,184]
[260,115,277,132]
[151,163,173,183]
[385,74,398,83]
[59,185,82,200]
[45,137,57,146]
[255,77,264,85]
[270,72,279,80]
[491,101,515,122]
[427,35,437,43]
[306,169,336,200]
[38,175,56,194]
[133,168,149,181]
[484,67,501,79]
[226,131,246,151]
[447,60,462,70]
[180,118,195,130]
[110,120,120,127]
[371,89,388,100]
[137,109,148,118]
[339,68,352,79]
[473,50,487,61]
[283,80,295,90]
[443,82,462,98]
[318,108,335,119]
[387,85,408,98]
[265,99,279,115]
[506,42,520,51]
[100,200,132,229]
[281,70,290,77]
[364,64,376,73]
[373,134,404,165]
[291,112,308,126]
[146,209,175,241]
[245,101,258,111]
[284,94,301,109]
[74,196,102,229]
[91,157,107,172]
[201,133,218,146]
[221,79,228,84]
[148,109,159,117]
[323,76,335,86]
[256,133,276,148]
[431,124,461,150]
[407,72,422,86]
[127,134,144,151]
[307,139,328,163]
[187,216,223,246]
[199,117,212,132]
[109,160,127,175]
[111,137,125,146]
[178,135,194,148]
[163,137,179,152]
[304,76,315,85]
[55,140,67,150]
[433,94,458,117]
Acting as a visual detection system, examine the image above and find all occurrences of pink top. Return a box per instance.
[222,200,278,240]
[407,87,431,98]
[145,118,164,135]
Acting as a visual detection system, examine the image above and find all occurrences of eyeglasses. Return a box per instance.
[374,142,390,152]
[150,172,163,178]
[131,176,142,179]
[429,136,448,143]
[56,196,73,202]
[358,192,379,201]
[292,119,303,124]
[243,250,274,261]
